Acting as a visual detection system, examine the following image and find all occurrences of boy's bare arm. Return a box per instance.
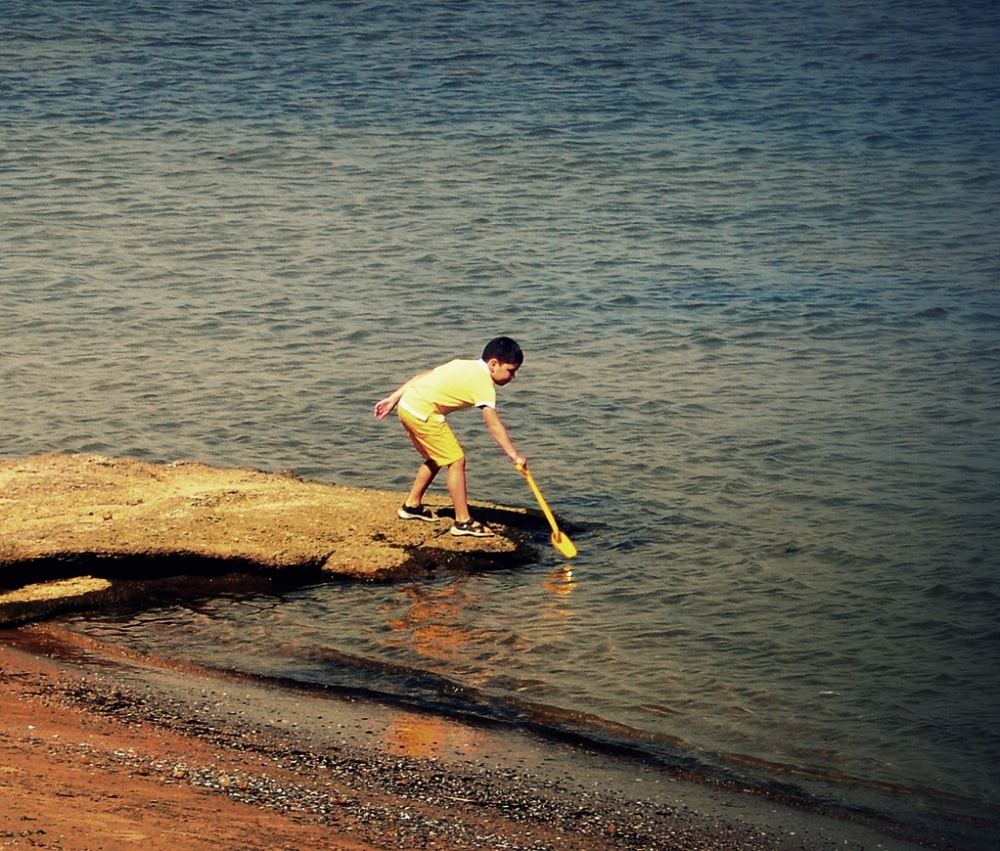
[373,371,431,420]
[481,407,526,467]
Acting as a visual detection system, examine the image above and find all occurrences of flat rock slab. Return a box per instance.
[0,454,535,626]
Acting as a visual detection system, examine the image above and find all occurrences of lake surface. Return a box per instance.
[3,1,998,847]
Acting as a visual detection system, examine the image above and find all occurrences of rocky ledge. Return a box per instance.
[0,453,537,626]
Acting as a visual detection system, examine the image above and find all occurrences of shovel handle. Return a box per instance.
[516,464,559,534]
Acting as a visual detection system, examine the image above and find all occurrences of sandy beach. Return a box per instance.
[0,625,934,851]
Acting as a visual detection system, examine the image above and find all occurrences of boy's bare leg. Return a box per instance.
[446,456,470,522]
[446,458,494,535]
[405,459,439,508]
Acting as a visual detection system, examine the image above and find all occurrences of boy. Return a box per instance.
[373,337,527,537]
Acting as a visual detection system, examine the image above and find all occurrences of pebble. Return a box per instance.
[22,668,827,850]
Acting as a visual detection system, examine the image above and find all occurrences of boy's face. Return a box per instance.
[487,359,520,386]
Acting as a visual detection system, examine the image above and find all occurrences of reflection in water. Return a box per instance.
[543,566,576,598]
[386,710,483,761]
[383,571,576,675]
[542,567,576,637]
[385,580,481,664]
[380,568,580,759]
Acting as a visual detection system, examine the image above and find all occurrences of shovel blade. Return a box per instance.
[551,530,578,559]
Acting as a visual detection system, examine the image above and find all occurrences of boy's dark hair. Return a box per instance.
[482,336,523,365]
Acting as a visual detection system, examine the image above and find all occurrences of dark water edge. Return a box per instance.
[14,583,995,851]
[179,649,1000,851]
[219,661,1000,851]
[0,622,949,851]
[8,623,954,851]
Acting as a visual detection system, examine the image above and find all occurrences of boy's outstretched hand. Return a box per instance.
[373,396,397,420]
[373,371,430,421]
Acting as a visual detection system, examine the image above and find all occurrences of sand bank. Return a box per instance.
[0,453,535,626]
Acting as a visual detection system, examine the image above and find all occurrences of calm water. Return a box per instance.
[3,0,999,846]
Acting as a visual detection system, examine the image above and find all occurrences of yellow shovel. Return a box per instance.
[516,463,577,559]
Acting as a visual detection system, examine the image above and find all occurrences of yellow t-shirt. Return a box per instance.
[399,358,496,421]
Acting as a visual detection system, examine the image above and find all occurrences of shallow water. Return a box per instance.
[3,1,999,847]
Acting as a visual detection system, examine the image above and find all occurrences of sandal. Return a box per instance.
[450,518,494,537]
[397,503,440,522]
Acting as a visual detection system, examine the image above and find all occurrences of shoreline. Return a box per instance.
[1,625,934,851]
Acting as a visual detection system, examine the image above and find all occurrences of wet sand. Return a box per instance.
[0,625,936,851]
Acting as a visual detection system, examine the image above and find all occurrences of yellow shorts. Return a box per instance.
[398,407,465,467]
